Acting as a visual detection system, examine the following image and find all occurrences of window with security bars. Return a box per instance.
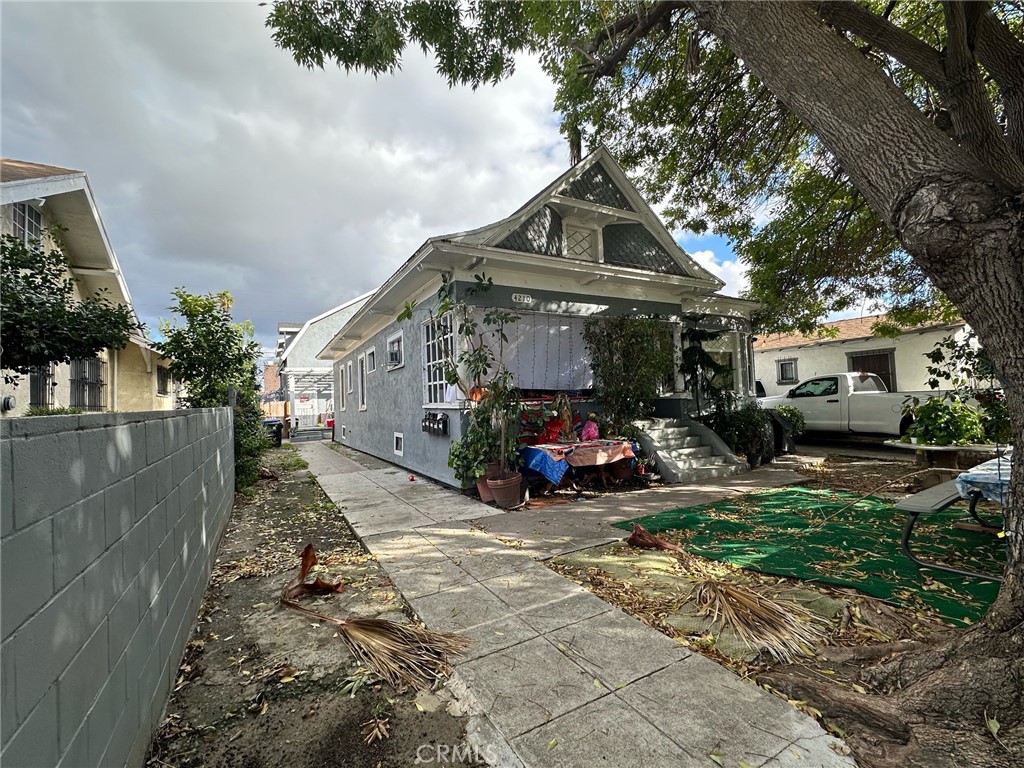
[423,316,454,405]
[13,203,43,243]
[157,366,172,396]
[29,364,55,408]
[70,358,105,411]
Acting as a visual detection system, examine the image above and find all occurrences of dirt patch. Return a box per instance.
[146,446,482,768]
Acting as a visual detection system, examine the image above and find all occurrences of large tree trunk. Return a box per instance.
[693,0,1024,624]
[690,2,1024,763]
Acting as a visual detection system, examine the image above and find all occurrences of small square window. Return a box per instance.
[393,432,404,456]
[386,332,404,370]
[777,359,798,385]
[366,348,376,373]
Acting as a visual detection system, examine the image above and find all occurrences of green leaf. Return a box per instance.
[546,738,558,751]
[708,752,724,766]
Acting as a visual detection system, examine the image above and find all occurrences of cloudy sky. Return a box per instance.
[1,0,747,354]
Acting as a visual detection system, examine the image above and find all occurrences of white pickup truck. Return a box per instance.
[758,372,912,436]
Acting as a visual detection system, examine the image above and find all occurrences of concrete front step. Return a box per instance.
[665,453,730,469]
[665,445,713,459]
[651,434,702,449]
[676,463,749,482]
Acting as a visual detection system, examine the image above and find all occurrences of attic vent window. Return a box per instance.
[565,225,597,261]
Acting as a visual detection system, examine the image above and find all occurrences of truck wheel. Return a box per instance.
[899,415,913,436]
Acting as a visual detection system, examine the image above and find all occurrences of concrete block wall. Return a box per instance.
[0,408,234,768]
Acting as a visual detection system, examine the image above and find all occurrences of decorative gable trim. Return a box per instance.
[496,205,562,256]
[558,162,635,210]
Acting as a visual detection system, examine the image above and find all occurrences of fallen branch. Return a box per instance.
[279,544,468,690]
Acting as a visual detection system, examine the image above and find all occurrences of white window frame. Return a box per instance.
[393,432,404,456]
[423,315,454,406]
[13,202,43,244]
[777,358,799,385]
[339,364,346,411]
[386,331,404,370]
[346,361,354,393]
[365,347,376,373]
[357,354,367,411]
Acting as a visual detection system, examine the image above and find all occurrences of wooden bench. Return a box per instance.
[895,480,1002,581]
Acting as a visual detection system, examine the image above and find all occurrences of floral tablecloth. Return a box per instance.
[955,452,1014,505]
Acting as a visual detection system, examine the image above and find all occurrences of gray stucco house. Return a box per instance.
[275,292,372,428]
[318,148,758,485]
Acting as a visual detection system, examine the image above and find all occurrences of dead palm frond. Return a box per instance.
[627,523,823,662]
[280,544,469,690]
[691,577,822,662]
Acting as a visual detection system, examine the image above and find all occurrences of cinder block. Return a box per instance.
[11,432,84,530]
[82,543,126,633]
[122,520,149,580]
[103,476,135,547]
[158,530,176,584]
[134,463,159,521]
[123,423,148,478]
[87,650,127,766]
[107,580,139,669]
[57,621,107,751]
[53,492,105,590]
[145,419,166,466]
[77,427,117,497]
[1,519,54,635]
[98,686,138,768]
[155,455,173,499]
[137,551,161,621]
[165,486,181,529]
[147,500,168,554]
[9,414,80,439]
[12,577,87,721]
[55,719,88,768]
[1,439,13,537]
[0,685,58,768]
[171,448,189,489]
[2,638,18,747]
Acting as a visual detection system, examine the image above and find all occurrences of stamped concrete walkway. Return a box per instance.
[298,443,855,768]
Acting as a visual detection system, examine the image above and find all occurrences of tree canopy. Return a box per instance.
[268,1,1022,334]
[0,231,141,384]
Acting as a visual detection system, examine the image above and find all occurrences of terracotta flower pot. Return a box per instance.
[476,461,501,502]
[486,472,522,509]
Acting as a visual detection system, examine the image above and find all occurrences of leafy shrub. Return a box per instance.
[26,406,84,417]
[705,401,772,464]
[905,398,985,446]
[771,405,805,436]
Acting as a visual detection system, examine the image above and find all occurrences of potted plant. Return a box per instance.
[904,397,985,446]
[484,369,525,508]
[402,273,520,499]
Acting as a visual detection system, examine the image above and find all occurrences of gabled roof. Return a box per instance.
[1,159,82,183]
[319,148,740,360]
[439,146,723,286]
[280,290,374,364]
[1,158,137,323]
[753,314,966,352]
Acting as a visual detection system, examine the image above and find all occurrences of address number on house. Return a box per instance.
[511,293,533,304]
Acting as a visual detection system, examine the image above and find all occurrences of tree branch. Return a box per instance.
[815,0,947,88]
[942,1,1024,186]
[579,1,689,80]
[976,8,1024,161]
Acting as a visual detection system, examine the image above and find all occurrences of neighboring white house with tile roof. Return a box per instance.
[753,314,969,397]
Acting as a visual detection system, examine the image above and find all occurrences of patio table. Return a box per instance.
[520,440,635,486]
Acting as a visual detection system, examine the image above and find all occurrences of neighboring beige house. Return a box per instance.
[753,314,969,397]
[0,159,176,416]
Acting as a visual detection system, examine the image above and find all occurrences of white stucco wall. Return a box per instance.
[754,325,969,397]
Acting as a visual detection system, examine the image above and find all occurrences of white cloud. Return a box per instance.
[1,1,565,347]
[689,249,750,298]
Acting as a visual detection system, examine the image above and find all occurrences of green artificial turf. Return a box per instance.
[613,487,1004,626]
